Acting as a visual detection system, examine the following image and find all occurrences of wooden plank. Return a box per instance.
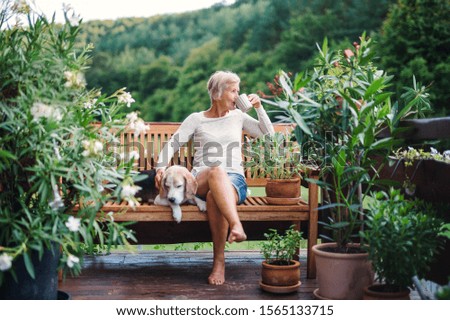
[58,251,318,300]
[106,208,310,222]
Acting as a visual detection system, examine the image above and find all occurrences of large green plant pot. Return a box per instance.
[312,242,374,299]
[0,243,60,300]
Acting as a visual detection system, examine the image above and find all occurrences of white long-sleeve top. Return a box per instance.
[156,108,274,176]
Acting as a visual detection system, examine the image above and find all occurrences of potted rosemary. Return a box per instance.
[244,131,306,204]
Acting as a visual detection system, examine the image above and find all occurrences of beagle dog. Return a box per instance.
[154,165,207,222]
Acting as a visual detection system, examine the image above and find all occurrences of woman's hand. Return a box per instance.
[248,94,262,109]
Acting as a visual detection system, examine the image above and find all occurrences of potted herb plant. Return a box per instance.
[244,131,306,204]
[360,189,443,299]
[262,34,432,299]
[259,225,303,293]
[0,3,143,299]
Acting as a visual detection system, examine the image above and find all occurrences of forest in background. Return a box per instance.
[76,0,449,121]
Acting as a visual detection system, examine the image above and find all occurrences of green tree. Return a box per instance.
[377,0,450,115]
[138,56,179,100]
[274,9,340,72]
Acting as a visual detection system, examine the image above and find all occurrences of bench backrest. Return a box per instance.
[117,122,295,187]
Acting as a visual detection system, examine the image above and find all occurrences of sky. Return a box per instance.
[31,0,235,23]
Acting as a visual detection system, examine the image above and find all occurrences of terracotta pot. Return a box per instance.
[265,178,301,205]
[312,242,374,300]
[260,260,301,293]
[363,284,410,300]
[261,260,300,286]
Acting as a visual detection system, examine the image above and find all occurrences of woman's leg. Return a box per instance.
[205,191,228,285]
[196,167,247,285]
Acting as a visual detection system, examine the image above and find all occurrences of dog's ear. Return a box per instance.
[159,174,168,199]
[183,170,198,199]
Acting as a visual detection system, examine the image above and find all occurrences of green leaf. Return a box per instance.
[364,77,386,100]
[289,108,312,136]
[23,253,36,280]
[369,137,393,150]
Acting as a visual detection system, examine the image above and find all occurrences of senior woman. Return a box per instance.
[155,70,274,285]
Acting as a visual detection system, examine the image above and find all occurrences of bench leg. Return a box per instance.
[307,173,319,279]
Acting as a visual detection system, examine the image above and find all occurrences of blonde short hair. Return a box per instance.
[207,71,240,102]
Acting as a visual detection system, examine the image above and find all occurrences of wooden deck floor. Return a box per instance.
[59,250,318,300]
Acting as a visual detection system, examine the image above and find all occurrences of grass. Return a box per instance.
[109,239,310,254]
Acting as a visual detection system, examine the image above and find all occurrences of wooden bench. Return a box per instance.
[98,122,320,279]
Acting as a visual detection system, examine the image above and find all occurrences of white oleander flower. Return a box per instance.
[65,216,81,232]
[67,13,81,27]
[0,253,13,271]
[129,150,140,160]
[118,91,135,107]
[107,211,114,222]
[49,185,64,211]
[94,141,103,154]
[126,112,139,123]
[64,70,86,88]
[31,102,63,122]
[83,98,97,109]
[120,184,141,199]
[66,254,80,268]
[133,119,149,137]
[30,102,52,120]
[81,139,103,157]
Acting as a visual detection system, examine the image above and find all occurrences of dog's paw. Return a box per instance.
[172,206,182,223]
[154,195,169,206]
[195,198,207,212]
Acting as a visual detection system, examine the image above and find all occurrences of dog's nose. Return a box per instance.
[168,197,176,203]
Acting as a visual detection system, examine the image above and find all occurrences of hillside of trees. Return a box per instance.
[77,0,448,121]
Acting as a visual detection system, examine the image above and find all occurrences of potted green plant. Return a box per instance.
[244,131,306,204]
[259,225,303,293]
[0,3,142,299]
[262,34,431,299]
[360,188,443,299]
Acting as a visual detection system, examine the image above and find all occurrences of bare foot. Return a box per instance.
[227,225,247,243]
[208,261,225,285]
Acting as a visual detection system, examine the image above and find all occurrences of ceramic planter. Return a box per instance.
[363,284,410,300]
[312,242,374,299]
[260,260,301,293]
[265,178,301,205]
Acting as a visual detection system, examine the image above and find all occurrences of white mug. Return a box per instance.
[235,94,253,113]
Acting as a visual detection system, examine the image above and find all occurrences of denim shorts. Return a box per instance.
[228,172,248,204]
[194,171,248,205]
